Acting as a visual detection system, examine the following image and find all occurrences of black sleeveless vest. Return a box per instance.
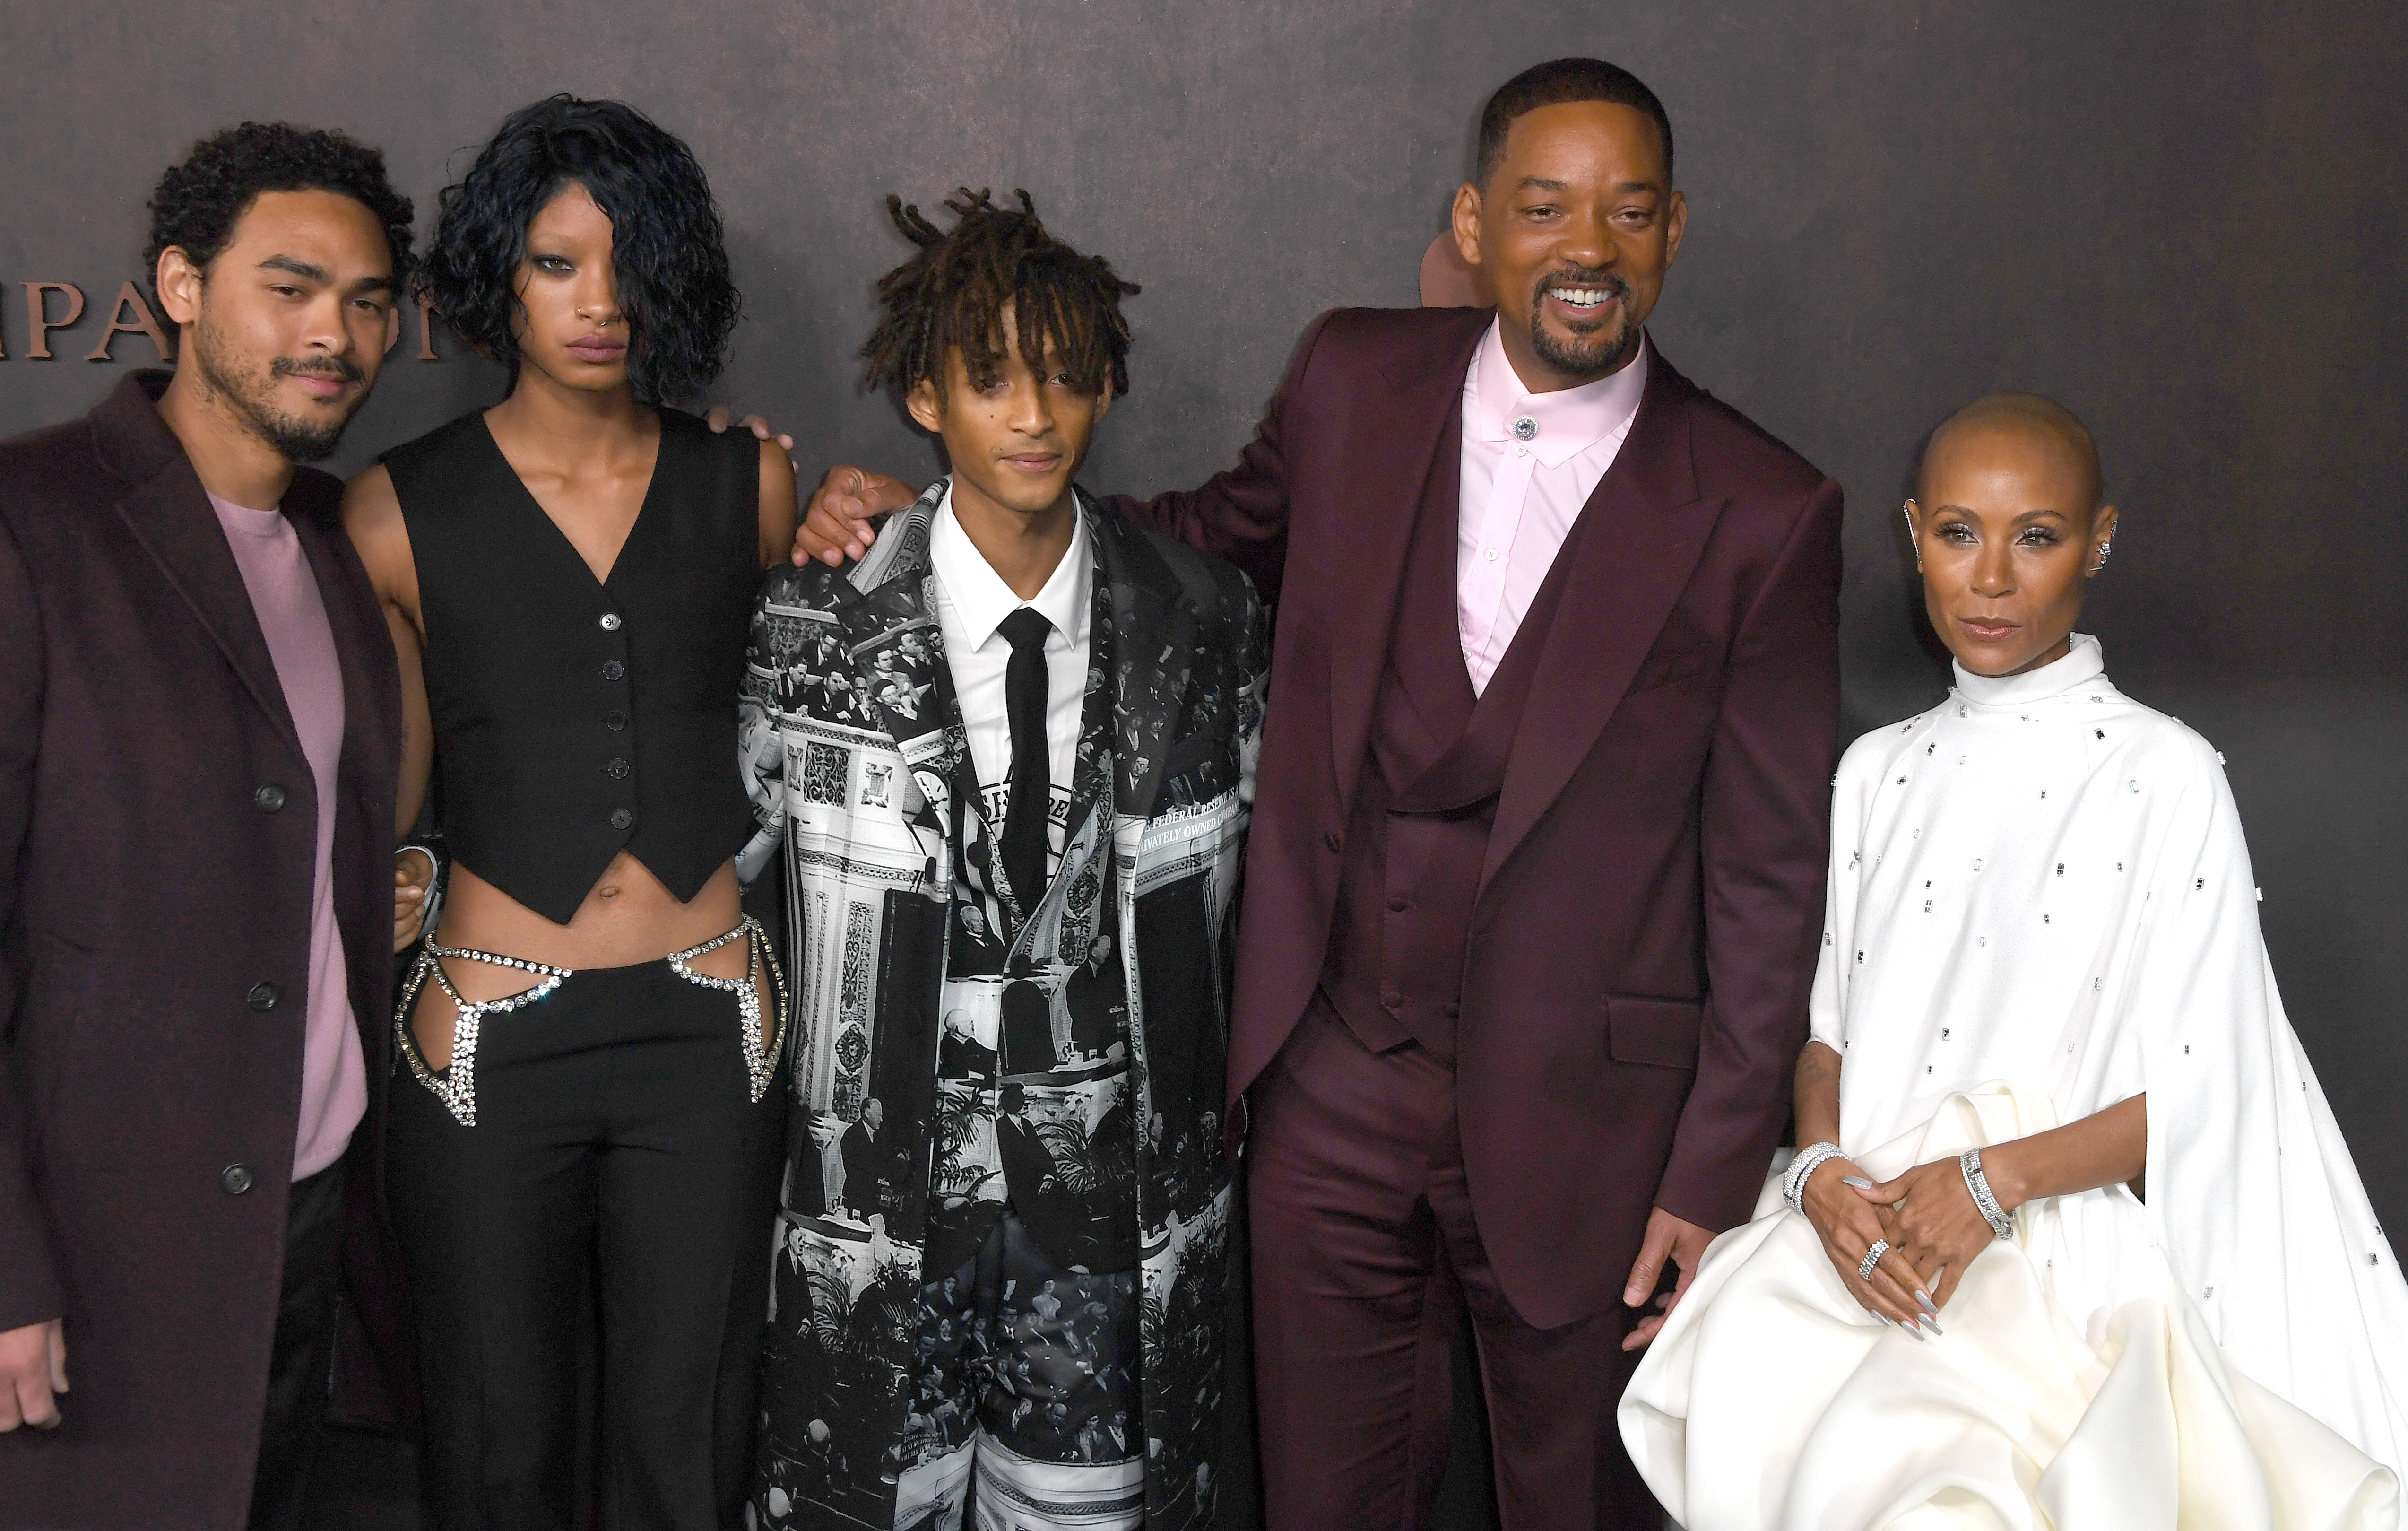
[384,409,758,925]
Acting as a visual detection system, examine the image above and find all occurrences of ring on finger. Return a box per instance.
[1857,1238,1890,1282]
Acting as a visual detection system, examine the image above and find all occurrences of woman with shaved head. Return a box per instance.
[1622,396,2408,1528]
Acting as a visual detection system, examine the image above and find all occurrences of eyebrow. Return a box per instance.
[1515,175,1660,195]
[256,254,393,294]
[1933,504,2072,520]
[258,255,331,283]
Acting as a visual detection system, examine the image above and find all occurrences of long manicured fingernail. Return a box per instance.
[1873,1313,1892,1327]
[1903,1322,1926,1342]
[1841,1176,1873,1189]
[1922,1315,1944,1336]
[1916,1290,1938,1316]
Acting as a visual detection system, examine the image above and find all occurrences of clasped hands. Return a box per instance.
[1799,1152,2003,1335]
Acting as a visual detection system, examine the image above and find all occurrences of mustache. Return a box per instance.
[271,356,366,385]
[1536,268,1632,302]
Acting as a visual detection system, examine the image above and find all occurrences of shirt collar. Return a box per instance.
[1463,316,1649,469]
[929,478,1091,653]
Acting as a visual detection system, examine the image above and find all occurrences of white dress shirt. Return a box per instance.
[1455,320,1649,693]
[928,483,1091,876]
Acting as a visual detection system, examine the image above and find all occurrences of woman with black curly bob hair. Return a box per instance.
[342,95,796,1530]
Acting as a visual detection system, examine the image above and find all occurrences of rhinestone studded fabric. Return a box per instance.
[667,916,788,1103]
[394,941,572,1126]
[396,918,786,1124]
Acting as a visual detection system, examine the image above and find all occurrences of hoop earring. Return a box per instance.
[1902,502,1922,571]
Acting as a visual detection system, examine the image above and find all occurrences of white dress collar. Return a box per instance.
[1950,631,2107,709]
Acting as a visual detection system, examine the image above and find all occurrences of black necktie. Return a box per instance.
[997,608,1054,909]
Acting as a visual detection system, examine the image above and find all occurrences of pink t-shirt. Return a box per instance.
[209,493,366,1181]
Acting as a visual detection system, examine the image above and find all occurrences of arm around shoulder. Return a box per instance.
[1094,306,1343,606]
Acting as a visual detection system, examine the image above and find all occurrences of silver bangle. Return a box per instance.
[1784,1141,1846,1216]
[1960,1148,2015,1240]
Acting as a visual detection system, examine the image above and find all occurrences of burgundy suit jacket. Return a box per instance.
[1102,307,1841,1327]
[0,373,411,1525]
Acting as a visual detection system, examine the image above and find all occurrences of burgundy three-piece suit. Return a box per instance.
[1106,305,1843,1528]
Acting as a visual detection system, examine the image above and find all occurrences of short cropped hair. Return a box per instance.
[1474,58,1675,189]
[416,95,738,402]
[144,122,415,338]
[860,188,1139,406]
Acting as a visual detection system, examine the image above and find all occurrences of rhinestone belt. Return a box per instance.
[396,917,785,1126]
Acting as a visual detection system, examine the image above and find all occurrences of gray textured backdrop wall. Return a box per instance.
[2,0,2401,1518]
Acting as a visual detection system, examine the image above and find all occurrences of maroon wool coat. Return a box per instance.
[1101,307,1842,1329]
[0,373,411,1528]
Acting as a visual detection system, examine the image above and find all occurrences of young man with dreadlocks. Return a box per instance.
[741,189,1265,1531]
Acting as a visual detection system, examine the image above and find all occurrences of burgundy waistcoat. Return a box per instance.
[1318,414,1590,1062]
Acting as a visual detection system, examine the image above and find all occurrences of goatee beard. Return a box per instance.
[1528,272,1640,380]
[190,314,364,463]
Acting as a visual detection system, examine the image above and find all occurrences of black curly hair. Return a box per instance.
[861,188,1139,406]
[144,122,415,339]
[416,96,738,402]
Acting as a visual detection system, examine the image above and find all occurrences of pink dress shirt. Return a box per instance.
[1455,320,1649,693]
[210,493,366,1181]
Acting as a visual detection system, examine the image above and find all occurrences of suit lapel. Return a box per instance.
[1090,500,1195,827]
[113,448,303,765]
[1067,498,1117,827]
[287,482,399,804]
[840,486,967,785]
[1324,317,1483,813]
[1479,354,1724,895]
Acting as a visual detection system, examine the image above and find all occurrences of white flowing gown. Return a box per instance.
[1620,635,2408,1530]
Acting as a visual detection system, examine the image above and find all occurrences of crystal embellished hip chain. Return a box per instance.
[395,941,570,1127]
[665,916,787,1104]
[396,916,785,1127]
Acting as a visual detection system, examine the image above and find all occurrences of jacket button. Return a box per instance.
[253,784,286,812]
[601,660,624,681]
[1443,1002,1461,1018]
[221,1164,254,1195]
[1380,988,1403,1009]
[610,808,633,831]
[246,982,279,1011]
[1386,896,1410,913]
[605,710,628,731]
[599,613,622,632]
[605,757,631,780]
[1324,831,1343,852]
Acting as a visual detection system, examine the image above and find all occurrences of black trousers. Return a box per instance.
[246,1158,347,1531]
[389,957,786,1531]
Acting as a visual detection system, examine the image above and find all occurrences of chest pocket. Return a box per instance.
[1628,641,1711,695]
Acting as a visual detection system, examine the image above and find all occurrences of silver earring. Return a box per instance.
[2095,540,2113,570]
[1902,503,1922,569]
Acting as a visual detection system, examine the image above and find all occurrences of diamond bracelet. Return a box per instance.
[1784,1141,1847,1216]
[1960,1148,2015,1240]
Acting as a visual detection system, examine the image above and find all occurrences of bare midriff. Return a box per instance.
[410,851,771,1068]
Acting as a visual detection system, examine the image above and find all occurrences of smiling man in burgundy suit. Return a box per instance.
[792,58,1842,1531]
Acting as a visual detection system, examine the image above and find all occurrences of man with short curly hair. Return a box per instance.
[0,122,416,1530]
